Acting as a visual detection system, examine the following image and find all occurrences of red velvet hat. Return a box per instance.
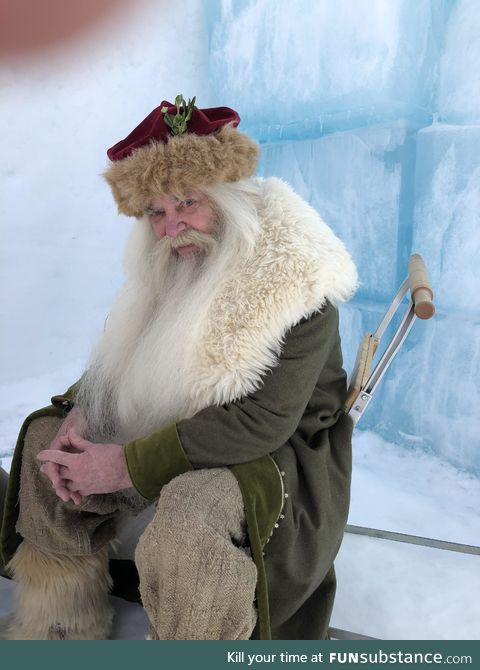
[104,96,259,217]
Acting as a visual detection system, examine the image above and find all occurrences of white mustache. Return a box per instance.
[161,228,220,254]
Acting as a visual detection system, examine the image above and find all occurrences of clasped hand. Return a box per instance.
[37,420,133,505]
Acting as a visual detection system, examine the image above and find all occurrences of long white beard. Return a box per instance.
[76,198,258,443]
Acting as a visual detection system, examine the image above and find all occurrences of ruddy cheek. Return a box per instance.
[197,213,216,233]
[151,223,165,239]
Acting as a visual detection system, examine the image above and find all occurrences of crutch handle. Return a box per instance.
[408,254,435,319]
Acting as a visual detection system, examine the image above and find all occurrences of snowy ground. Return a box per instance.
[333,433,480,640]
[1,370,479,640]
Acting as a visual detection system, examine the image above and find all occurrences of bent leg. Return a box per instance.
[270,565,337,640]
[2,416,117,639]
[16,416,118,555]
[135,468,257,640]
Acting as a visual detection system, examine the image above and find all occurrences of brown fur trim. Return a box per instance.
[1,540,113,639]
[103,124,259,217]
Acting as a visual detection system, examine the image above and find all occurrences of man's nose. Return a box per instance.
[165,215,187,238]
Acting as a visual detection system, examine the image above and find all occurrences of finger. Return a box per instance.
[70,492,83,506]
[67,429,93,450]
[49,436,62,451]
[54,485,71,503]
[58,434,73,448]
[40,461,60,482]
[65,480,81,493]
[50,429,66,445]
[42,460,64,477]
[40,462,63,488]
[37,449,78,466]
[57,464,70,478]
[56,486,82,505]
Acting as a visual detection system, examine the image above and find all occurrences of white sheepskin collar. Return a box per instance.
[188,177,358,408]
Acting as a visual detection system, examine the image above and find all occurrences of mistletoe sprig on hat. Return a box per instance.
[161,94,196,136]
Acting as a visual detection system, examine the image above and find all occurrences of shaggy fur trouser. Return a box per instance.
[4,416,257,640]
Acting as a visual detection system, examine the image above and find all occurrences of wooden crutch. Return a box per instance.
[344,253,435,424]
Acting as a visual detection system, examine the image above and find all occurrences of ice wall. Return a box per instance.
[208,0,453,138]
[208,0,480,473]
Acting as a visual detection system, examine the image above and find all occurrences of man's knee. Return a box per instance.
[134,469,258,640]
[155,468,246,539]
[135,468,247,571]
[18,415,64,515]
[16,415,118,556]
[22,415,63,460]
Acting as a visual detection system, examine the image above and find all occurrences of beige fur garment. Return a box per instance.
[3,540,112,639]
[188,177,359,407]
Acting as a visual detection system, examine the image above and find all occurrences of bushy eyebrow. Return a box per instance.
[181,191,204,201]
[145,206,165,215]
[146,193,204,213]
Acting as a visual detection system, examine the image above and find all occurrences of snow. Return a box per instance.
[333,431,480,640]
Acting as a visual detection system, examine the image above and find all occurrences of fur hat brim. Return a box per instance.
[103,124,259,217]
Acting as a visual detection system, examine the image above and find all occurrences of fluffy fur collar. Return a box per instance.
[188,177,358,408]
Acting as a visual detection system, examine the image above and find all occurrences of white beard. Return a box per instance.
[76,182,261,443]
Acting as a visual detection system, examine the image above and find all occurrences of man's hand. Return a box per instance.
[37,429,133,501]
[40,408,89,504]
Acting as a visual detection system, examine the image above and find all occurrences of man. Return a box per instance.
[0,96,358,640]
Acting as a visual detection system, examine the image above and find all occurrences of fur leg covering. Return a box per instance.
[0,540,113,640]
[135,468,257,640]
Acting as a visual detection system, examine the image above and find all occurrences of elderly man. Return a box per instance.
[0,96,357,640]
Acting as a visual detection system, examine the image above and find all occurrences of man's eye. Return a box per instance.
[182,199,195,207]
[148,209,165,217]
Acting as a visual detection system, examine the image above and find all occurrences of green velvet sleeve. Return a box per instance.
[124,424,192,501]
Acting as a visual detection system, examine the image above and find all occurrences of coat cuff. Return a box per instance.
[124,423,193,501]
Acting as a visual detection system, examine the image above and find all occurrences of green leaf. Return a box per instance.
[162,94,197,135]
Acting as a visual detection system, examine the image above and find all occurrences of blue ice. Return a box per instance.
[207,0,480,473]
